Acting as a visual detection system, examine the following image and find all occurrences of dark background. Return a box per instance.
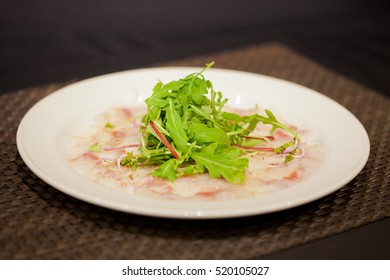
[1,0,389,96]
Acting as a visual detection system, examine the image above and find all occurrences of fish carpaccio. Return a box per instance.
[65,106,324,201]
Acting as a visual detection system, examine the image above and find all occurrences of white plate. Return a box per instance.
[16,67,370,219]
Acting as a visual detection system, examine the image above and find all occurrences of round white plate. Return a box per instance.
[16,67,370,219]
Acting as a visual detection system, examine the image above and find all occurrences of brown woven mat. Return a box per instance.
[1,43,389,259]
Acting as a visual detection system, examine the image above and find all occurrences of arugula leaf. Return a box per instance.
[189,77,208,104]
[192,143,248,184]
[151,158,179,182]
[189,104,224,130]
[258,109,300,139]
[190,123,229,144]
[221,112,242,122]
[165,99,188,153]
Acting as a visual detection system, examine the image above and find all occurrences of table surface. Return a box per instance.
[1,43,389,259]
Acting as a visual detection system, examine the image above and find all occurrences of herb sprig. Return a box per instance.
[121,62,299,184]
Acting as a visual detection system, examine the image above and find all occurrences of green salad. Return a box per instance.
[119,62,300,184]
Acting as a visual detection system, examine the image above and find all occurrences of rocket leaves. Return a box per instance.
[192,144,248,184]
[190,123,229,145]
[165,99,188,153]
[131,62,299,184]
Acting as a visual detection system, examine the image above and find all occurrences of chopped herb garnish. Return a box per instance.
[105,122,114,128]
[88,143,101,153]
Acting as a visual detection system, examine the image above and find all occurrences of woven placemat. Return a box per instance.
[1,43,389,259]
